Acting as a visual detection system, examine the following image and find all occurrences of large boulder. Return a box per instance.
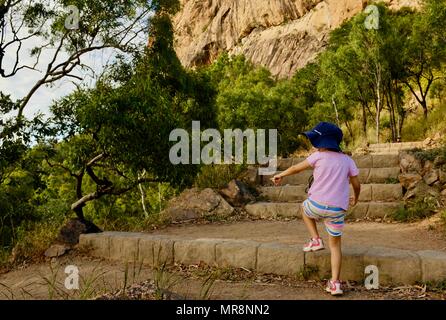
[398,173,422,190]
[219,179,256,207]
[399,151,422,174]
[440,170,446,184]
[57,218,102,245]
[421,160,434,176]
[238,166,259,186]
[434,155,446,167]
[162,188,235,222]
[423,169,439,186]
[44,244,70,258]
[403,181,440,200]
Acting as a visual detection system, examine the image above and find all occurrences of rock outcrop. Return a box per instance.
[162,187,235,222]
[58,218,102,245]
[399,150,446,202]
[173,0,420,78]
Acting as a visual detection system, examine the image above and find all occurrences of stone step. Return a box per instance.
[271,154,399,171]
[261,167,400,185]
[368,142,423,150]
[79,231,446,285]
[367,151,400,155]
[259,184,403,202]
[245,201,403,220]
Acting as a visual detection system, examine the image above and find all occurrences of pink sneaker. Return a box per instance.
[303,237,325,252]
[326,280,343,296]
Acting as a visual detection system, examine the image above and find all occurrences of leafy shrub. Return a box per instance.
[10,218,64,264]
[194,164,246,189]
[402,103,446,142]
[392,196,438,222]
[408,145,446,163]
[385,177,400,184]
[423,279,446,293]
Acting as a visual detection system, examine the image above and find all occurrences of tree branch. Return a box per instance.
[70,177,162,211]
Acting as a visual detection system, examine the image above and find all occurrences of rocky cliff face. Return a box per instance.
[172,0,420,78]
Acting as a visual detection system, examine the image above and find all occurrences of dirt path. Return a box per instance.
[1,217,445,300]
[0,255,444,300]
[149,219,446,252]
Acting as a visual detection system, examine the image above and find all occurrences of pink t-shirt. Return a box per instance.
[306,151,359,210]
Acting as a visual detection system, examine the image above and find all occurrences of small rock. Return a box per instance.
[422,160,434,175]
[398,173,422,189]
[439,170,446,184]
[434,155,446,166]
[219,179,256,207]
[45,244,70,258]
[399,152,422,174]
[404,181,440,200]
[58,218,102,245]
[423,169,439,186]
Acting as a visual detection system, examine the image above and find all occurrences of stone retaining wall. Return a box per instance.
[245,202,402,219]
[80,232,446,285]
[259,184,402,202]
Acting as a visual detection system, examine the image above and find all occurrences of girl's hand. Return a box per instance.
[350,196,358,206]
[271,175,282,186]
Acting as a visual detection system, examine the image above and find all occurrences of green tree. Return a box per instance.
[399,0,446,118]
[208,54,307,156]
[44,0,216,224]
[0,0,154,192]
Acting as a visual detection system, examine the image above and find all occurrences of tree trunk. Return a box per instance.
[138,170,149,218]
[345,120,354,141]
[398,112,405,140]
[421,100,428,119]
[376,109,380,144]
[386,88,396,142]
[332,95,340,126]
[73,207,85,221]
[375,64,382,144]
[361,103,368,137]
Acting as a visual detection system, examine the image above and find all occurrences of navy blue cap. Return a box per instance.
[303,122,343,151]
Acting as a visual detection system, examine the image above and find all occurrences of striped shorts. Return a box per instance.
[302,198,346,237]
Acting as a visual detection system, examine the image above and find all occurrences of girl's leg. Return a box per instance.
[328,235,342,281]
[301,206,320,239]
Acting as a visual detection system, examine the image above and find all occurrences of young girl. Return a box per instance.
[272,122,361,296]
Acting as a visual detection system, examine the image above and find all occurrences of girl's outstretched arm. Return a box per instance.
[271,160,311,186]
